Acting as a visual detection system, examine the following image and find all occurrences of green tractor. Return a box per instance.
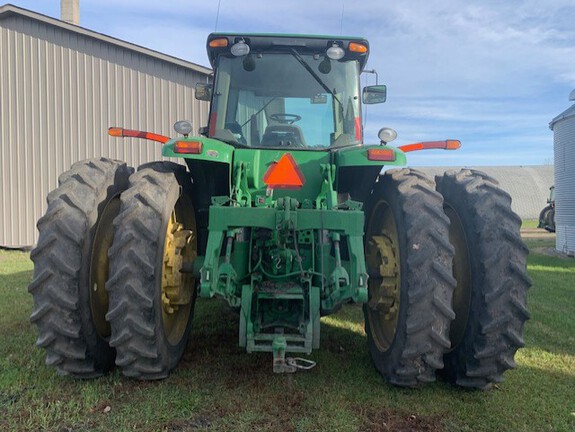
[538,185,556,233]
[29,33,530,389]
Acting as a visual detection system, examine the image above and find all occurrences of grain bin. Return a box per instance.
[549,90,575,255]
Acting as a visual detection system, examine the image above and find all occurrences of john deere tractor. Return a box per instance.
[29,33,531,389]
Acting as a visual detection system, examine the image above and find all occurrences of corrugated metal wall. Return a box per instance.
[0,14,210,247]
[551,106,575,255]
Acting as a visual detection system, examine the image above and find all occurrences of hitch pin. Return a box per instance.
[272,336,316,373]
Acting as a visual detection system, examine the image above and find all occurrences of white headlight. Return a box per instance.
[174,120,193,136]
[327,44,345,60]
[378,127,398,144]
[231,41,250,57]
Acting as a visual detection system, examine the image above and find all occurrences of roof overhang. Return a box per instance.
[0,3,211,75]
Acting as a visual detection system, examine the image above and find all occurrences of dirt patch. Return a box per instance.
[520,228,555,239]
[359,407,445,432]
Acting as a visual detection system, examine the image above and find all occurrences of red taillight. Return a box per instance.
[263,153,305,189]
[174,140,203,154]
[367,148,396,161]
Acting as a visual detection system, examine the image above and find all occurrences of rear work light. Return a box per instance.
[399,140,461,153]
[367,148,396,161]
[174,140,203,154]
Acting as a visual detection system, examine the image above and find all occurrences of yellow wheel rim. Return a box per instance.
[366,201,401,353]
[160,195,197,346]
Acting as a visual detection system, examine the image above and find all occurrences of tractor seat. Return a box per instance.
[260,125,307,147]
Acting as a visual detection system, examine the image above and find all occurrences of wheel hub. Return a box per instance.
[161,215,195,315]
[367,234,400,321]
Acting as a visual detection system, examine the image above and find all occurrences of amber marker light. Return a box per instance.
[398,140,461,153]
[348,42,368,53]
[445,139,462,150]
[209,38,228,48]
[174,140,203,154]
[367,148,396,161]
[108,127,123,137]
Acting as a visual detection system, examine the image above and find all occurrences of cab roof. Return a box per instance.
[206,33,370,71]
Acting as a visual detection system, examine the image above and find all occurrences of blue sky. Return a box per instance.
[10,0,575,166]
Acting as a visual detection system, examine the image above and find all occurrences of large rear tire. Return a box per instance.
[363,169,456,387]
[28,158,133,377]
[436,169,531,389]
[106,162,197,379]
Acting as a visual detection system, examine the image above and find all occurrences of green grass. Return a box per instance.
[521,219,540,229]
[1,244,574,432]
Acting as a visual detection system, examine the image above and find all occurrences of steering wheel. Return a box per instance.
[270,113,302,124]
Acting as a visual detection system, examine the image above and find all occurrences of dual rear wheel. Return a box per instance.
[364,168,531,388]
[29,159,196,379]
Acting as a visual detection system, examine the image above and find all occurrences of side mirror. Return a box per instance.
[195,83,212,101]
[362,85,387,104]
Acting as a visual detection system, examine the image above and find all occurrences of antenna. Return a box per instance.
[339,1,345,35]
[215,0,222,32]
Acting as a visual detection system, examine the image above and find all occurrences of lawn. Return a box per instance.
[1,236,574,432]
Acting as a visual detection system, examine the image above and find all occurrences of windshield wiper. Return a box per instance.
[289,49,343,110]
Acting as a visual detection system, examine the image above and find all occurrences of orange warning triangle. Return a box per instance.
[263,153,305,189]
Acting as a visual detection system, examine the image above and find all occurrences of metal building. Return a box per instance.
[0,4,211,248]
[417,165,554,220]
[549,90,575,255]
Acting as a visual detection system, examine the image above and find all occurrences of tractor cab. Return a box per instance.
[197,33,386,149]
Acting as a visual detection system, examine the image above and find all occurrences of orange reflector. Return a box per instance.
[349,42,368,53]
[398,140,461,153]
[209,38,228,48]
[174,140,203,154]
[263,153,305,189]
[367,148,396,161]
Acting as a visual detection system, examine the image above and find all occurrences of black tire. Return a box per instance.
[545,208,555,233]
[28,158,133,377]
[106,162,197,379]
[436,169,531,389]
[363,168,456,387]
[538,205,552,229]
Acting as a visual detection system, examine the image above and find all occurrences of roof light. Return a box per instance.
[368,148,396,161]
[263,153,305,189]
[349,42,368,53]
[327,43,345,60]
[398,140,461,153]
[209,38,228,48]
[231,40,250,56]
[174,140,203,154]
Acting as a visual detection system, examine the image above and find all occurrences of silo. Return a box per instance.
[549,90,575,255]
